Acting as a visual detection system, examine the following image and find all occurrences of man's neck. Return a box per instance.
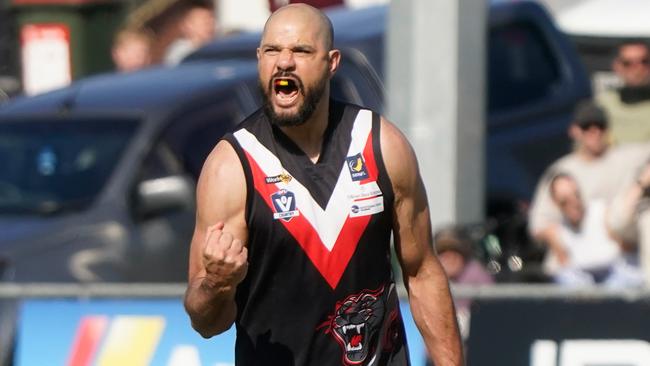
[280,98,330,163]
[619,84,650,104]
[575,147,607,161]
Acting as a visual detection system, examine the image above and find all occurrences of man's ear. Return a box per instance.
[256,47,261,61]
[328,49,341,77]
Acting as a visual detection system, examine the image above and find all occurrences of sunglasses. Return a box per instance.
[620,58,650,68]
[579,122,606,131]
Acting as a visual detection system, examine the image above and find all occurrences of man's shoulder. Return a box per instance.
[533,153,587,187]
[609,141,650,161]
[547,153,583,172]
[595,89,620,106]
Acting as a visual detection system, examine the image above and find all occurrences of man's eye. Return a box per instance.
[264,49,279,55]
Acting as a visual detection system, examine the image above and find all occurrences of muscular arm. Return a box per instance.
[184,140,248,338]
[380,118,464,366]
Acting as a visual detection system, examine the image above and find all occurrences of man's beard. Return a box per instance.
[260,71,328,127]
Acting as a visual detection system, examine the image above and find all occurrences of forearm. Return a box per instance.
[528,182,562,237]
[535,225,568,263]
[407,262,464,366]
[184,276,238,338]
[608,185,643,237]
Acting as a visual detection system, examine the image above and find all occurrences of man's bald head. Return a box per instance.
[262,4,334,50]
[257,3,341,128]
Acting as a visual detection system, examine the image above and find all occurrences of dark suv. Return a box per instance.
[0,46,392,286]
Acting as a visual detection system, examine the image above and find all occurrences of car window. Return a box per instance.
[0,118,138,215]
[162,89,253,178]
[138,142,184,181]
[488,21,561,112]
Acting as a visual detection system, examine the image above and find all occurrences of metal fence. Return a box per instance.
[0,282,649,300]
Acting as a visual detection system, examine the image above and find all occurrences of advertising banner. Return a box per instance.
[15,299,427,366]
[466,299,650,366]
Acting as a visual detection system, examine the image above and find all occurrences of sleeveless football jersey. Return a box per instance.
[224,100,410,366]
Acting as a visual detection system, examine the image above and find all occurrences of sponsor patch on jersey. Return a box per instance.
[350,196,384,217]
[271,189,299,221]
[346,153,369,181]
[265,172,293,185]
[348,181,382,200]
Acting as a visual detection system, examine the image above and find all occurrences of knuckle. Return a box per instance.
[220,232,234,243]
[206,249,225,263]
[233,239,246,250]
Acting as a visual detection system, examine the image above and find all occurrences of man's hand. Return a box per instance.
[202,222,248,291]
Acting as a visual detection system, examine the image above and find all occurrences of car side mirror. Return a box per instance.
[135,175,195,218]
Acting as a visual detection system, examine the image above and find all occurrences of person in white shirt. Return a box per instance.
[547,173,643,287]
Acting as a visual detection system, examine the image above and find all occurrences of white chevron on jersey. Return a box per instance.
[234,109,373,251]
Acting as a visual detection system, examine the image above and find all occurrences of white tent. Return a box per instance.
[553,0,650,37]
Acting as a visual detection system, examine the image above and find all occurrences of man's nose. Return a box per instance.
[276,49,296,71]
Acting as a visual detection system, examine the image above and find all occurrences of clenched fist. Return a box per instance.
[202,223,248,290]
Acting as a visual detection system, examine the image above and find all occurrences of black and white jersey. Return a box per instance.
[224,100,410,366]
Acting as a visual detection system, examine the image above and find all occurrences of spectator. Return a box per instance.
[111,27,154,73]
[435,227,494,287]
[608,159,650,283]
[434,226,493,341]
[546,173,642,287]
[596,40,650,144]
[164,1,216,65]
[528,100,650,270]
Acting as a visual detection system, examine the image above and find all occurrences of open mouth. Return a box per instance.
[273,78,300,101]
[342,323,365,352]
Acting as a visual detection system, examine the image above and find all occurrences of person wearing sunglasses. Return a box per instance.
[596,40,650,144]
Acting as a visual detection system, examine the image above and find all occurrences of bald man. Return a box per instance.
[184,4,463,365]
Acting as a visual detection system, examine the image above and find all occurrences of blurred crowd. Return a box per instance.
[441,40,650,291]
[110,0,346,72]
[527,40,650,288]
[111,0,217,73]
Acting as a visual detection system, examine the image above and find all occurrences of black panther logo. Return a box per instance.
[322,286,385,365]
